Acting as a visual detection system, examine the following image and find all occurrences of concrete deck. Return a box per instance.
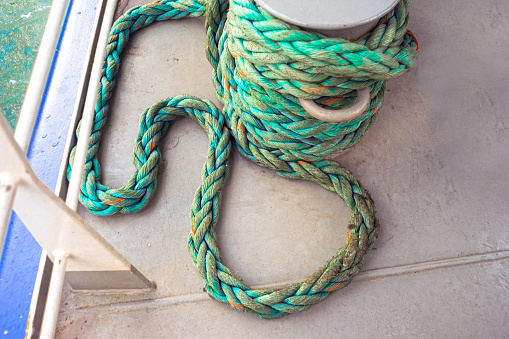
[56,0,509,337]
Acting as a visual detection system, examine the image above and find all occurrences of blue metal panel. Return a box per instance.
[0,0,100,337]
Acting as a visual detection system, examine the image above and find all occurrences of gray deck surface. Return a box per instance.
[56,0,509,337]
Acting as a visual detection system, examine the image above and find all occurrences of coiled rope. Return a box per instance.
[68,0,417,317]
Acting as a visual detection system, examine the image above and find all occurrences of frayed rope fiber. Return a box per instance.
[68,0,417,317]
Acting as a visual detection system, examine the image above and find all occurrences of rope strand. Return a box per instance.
[68,0,417,317]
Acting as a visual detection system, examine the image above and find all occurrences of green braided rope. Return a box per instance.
[68,0,417,317]
[214,0,415,164]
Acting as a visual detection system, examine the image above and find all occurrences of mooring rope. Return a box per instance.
[68,0,417,317]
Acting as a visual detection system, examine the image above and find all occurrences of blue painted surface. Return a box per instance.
[0,0,52,129]
[0,215,41,338]
[0,0,100,337]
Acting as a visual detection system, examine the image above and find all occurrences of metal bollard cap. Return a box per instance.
[254,0,399,29]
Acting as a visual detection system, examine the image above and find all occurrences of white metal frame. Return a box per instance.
[14,0,73,153]
[1,0,153,338]
[65,0,118,211]
[0,106,152,338]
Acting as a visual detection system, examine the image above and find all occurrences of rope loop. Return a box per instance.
[68,0,417,317]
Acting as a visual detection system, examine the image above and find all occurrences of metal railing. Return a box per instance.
[0,0,153,338]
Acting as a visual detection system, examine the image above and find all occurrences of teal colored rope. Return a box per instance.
[68,0,417,317]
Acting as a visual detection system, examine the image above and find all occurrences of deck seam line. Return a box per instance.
[59,249,509,316]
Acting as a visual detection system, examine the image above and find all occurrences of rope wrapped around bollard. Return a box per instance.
[68,0,417,317]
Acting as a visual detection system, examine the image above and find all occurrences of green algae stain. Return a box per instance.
[0,0,52,129]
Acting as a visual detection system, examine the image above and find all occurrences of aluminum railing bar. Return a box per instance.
[25,0,110,337]
[39,251,68,339]
[14,0,72,153]
[65,0,119,211]
[54,0,108,199]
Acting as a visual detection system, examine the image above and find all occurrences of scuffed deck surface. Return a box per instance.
[57,1,509,337]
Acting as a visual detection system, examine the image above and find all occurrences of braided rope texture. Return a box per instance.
[68,0,417,317]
